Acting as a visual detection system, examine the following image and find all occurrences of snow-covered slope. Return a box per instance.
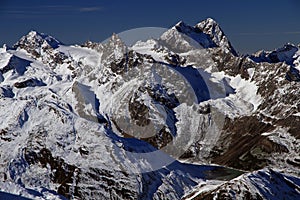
[183,168,300,200]
[158,18,237,56]
[195,18,238,56]
[0,19,300,199]
[249,43,299,66]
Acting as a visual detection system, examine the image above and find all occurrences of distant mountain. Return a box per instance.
[249,43,299,65]
[0,18,299,199]
[159,18,237,56]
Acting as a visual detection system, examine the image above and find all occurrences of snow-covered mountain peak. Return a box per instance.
[174,21,191,32]
[197,17,219,28]
[27,30,40,37]
[14,30,61,51]
[110,32,122,42]
[159,21,212,52]
[250,43,299,65]
[160,18,237,55]
[99,33,127,62]
[195,18,238,56]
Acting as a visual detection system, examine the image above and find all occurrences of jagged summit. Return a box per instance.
[13,30,61,50]
[107,33,126,47]
[10,30,66,63]
[196,18,238,56]
[163,18,238,55]
[174,21,191,32]
[249,43,299,65]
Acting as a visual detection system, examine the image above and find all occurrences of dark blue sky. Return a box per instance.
[0,0,299,54]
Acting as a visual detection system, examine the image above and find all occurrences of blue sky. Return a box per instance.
[0,0,299,54]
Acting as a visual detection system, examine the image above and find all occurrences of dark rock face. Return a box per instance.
[23,148,137,200]
[13,31,61,51]
[116,83,179,149]
[143,126,173,149]
[211,49,254,79]
[210,116,288,171]
[81,41,104,52]
[110,50,144,75]
[12,31,68,69]
[276,115,300,139]
[129,90,151,127]
[180,44,300,175]
[24,148,79,199]
[145,84,179,110]
[164,52,186,66]
[14,78,46,88]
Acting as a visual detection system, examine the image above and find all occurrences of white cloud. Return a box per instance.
[79,7,102,12]
[1,5,103,17]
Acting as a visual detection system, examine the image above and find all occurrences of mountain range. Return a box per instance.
[0,18,300,199]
